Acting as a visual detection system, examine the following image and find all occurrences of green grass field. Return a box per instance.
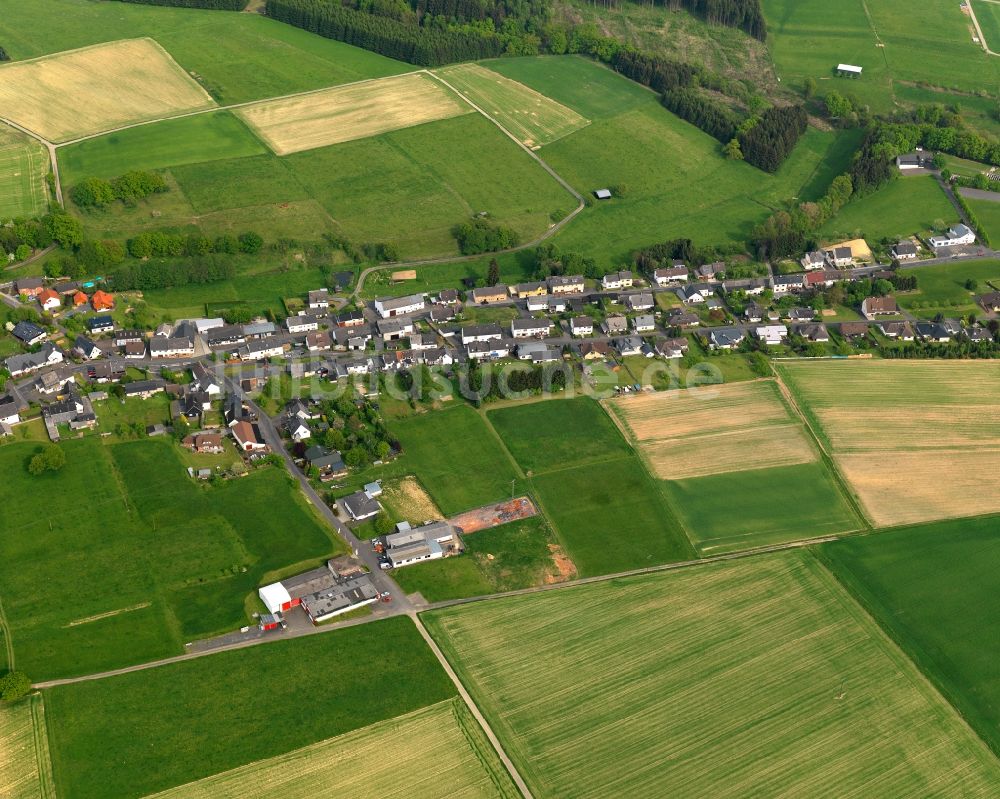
[899,257,1000,318]
[425,550,1000,797]
[0,1,411,104]
[665,462,863,554]
[0,436,343,680]
[976,0,1000,53]
[0,124,49,218]
[392,516,567,601]
[967,196,1000,244]
[44,616,456,799]
[146,698,518,799]
[819,174,955,242]
[390,405,521,515]
[58,111,267,185]
[530,457,694,575]
[486,398,630,474]
[820,514,1000,757]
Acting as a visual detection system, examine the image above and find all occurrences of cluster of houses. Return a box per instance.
[10,277,115,315]
[257,559,379,627]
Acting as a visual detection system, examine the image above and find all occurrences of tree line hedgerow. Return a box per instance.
[109,0,245,9]
[70,170,168,209]
[453,217,519,254]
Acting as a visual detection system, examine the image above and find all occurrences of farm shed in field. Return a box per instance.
[594,189,612,199]
[836,63,862,77]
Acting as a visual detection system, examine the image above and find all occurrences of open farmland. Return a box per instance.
[427,550,1000,797]
[45,616,455,799]
[0,436,342,680]
[0,39,215,142]
[779,360,1000,525]
[821,514,1000,758]
[237,72,471,155]
[0,696,53,799]
[0,1,412,105]
[435,63,589,148]
[391,405,521,516]
[486,398,630,474]
[0,124,49,218]
[609,380,816,479]
[146,699,517,799]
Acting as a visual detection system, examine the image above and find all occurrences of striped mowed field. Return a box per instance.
[779,360,1000,525]
[236,72,471,155]
[426,551,1000,798]
[0,695,54,799]
[0,39,215,143]
[434,63,589,148]
[0,125,49,218]
[144,699,519,799]
[609,379,816,479]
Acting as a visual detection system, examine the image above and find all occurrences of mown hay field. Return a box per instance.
[237,72,471,155]
[435,63,588,148]
[780,360,1000,525]
[0,125,49,218]
[145,698,518,799]
[426,551,1000,798]
[0,695,53,799]
[0,39,215,142]
[609,379,816,479]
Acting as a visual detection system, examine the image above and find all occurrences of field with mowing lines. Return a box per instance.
[487,398,630,474]
[0,39,214,142]
[45,616,455,799]
[666,462,862,554]
[426,551,1000,797]
[436,63,588,148]
[0,696,53,799]
[780,360,1000,525]
[609,380,815,479]
[821,514,1000,757]
[58,111,267,185]
[237,73,470,155]
[147,699,518,799]
[0,125,49,218]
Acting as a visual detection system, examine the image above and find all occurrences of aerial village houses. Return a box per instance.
[461,323,503,345]
[382,521,457,568]
[548,275,585,294]
[11,320,46,346]
[570,315,594,337]
[91,290,115,311]
[37,288,61,311]
[374,294,425,318]
[601,270,633,290]
[861,296,899,319]
[653,265,688,285]
[511,318,551,339]
[824,246,853,268]
[258,561,379,625]
[930,224,976,250]
[469,285,509,304]
[892,241,918,260]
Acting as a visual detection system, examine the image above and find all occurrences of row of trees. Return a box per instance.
[70,170,167,209]
[467,360,567,403]
[738,105,808,172]
[662,88,738,143]
[532,243,600,279]
[453,217,518,254]
[126,230,263,259]
[105,254,240,291]
[672,0,766,40]
[113,0,245,8]
[610,49,698,93]
[954,189,992,248]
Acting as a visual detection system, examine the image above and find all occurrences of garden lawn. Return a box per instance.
[58,112,267,185]
[967,196,1000,244]
[819,175,955,242]
[486,397,630,474]
[391,405,521,515]
[425,550,1000,797]
[392,516,568,601]
[0,2,411,104]
[820,514,1000,756]
[530,457,694,575]
[44,616,455,799]
[665,462,863,555]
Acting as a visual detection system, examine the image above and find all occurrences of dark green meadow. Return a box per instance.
[0,436,343,680]
[820,514,1000,756]
[44,616,454,799]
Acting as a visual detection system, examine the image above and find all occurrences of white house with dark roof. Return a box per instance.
[929,224,975,249]
[374,293,425,318]
[511,318,552,339]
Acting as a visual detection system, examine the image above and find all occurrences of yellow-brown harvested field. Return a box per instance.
[434,64,589,148]
[380,476,442,525]
[780,360,1000,525]
[0,39,215,143]
[145,699,519,799]
[426,551,1000,798]
[609,380,816,479]
[236,73,472,155]
[0,695,53,799]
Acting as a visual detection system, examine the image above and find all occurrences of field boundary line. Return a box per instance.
[0,594,14,671]
[809,550,1000,765]
[771,370,872,530]
[476,407,526,480]
[409,612,534,799]
[29,693,56,799]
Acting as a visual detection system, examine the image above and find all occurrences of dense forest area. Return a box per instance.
[738,105,808,172]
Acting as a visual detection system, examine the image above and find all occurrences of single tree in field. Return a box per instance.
[0,671,30,702]
[723,138,743,161]
[487,258,500,286]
